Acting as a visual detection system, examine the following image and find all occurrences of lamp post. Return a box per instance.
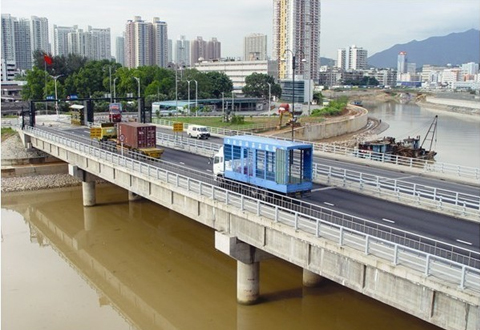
[221,92,225,121]
[186,80,191,115]
[193,80,198,116]
[283,49,305,141]
[267,82,271,114]
[109,66,112,102]
[231,92,234,115]
[113,77,118,101]
[51,74,63,119]
[133,76,141,122]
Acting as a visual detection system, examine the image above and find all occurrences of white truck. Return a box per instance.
[187,125,210,139]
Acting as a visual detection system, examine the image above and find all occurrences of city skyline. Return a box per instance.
[2,0,479,59]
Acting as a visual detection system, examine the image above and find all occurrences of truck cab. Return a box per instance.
[213,146,224,178]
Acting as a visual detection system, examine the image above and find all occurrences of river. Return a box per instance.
[2,185,442,330]
[363,101,480,168]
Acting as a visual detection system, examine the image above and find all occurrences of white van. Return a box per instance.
[187,125,210,139]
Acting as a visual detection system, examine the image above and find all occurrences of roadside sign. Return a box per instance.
[119,134,125,142]
[46,95,55,100]
[173,122,183,132]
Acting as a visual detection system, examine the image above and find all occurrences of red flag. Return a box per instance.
[43,54,53,66]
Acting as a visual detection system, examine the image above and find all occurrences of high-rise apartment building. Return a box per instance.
[152,17,168,68]
[53,25,77,56]
[336,49,347,70]
[348,45,368,70]
[30,16,49,55]
[116,36,125,66]
[1,14,16,63]
[272,0,321,81]
[191,36,207,65]
[207,37,221,62]
[124,16,168,69]
[175,35,190,66]
[337,45,367,70]
[243,33,267,61]
[14,18,32,71]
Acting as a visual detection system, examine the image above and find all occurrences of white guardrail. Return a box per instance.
[153,118,480,183]
[154,132,480,222]
[25,126,480,293]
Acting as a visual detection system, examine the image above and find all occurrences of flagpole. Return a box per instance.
[44,58,47,113]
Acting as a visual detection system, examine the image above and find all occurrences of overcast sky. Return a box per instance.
[2,0,479,59]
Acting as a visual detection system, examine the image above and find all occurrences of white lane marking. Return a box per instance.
[179,162,185,165]
[312,187,336,192]
[206,169,212,173]
[324,202,335,207]
[382,218,395,224]
[456,239,473,246]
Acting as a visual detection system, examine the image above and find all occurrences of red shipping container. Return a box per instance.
[118,122,157,149]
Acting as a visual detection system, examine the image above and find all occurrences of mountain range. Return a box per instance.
[367,29,479,69]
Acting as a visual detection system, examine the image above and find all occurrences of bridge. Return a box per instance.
[19,125,480,330]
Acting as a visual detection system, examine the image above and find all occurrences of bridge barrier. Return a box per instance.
[153,132,480,222]
[23,126,480,295]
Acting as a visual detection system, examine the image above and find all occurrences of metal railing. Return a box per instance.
[153,119,480,183]
[314,165,480,221]
[154,132,480,221]
[24,126,480,293]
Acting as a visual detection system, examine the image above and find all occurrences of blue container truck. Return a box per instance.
[213,135,313,196]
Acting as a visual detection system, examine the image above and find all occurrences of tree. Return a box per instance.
[205,71,233,98]
[22,66,48,100]
[242,73,281,99]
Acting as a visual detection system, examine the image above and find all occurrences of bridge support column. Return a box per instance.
[302,269,323,287]
[82,181,96,207]
[237,260,259,305]
[215,231,272,305]
[69,165,97,206]
[128,191,142,201]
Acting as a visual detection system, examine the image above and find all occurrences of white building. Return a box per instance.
[194,59,277,92]
[243,33,267,61]
[348,45,368,70]
[53,25,77,56]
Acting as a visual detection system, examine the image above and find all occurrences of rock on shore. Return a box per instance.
[1,133,82,193]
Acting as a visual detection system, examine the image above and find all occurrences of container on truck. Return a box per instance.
[213,135,313,196]
[117,122,164,158]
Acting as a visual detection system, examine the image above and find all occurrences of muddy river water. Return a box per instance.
[2,184,442,330]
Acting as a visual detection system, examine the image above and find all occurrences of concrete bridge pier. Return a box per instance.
[302,269,323,287]
[128,191,142,201]
[215,232,272,305]
[68,165,96,206]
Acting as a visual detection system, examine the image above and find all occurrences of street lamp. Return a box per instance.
[221,92,225,121]
[267,82,272,114]
[133,76,141,122]
[51,74,63,119]
[193,80,198,116]
[187,80,191,115]
[113,77,118,101]
[283,49,306,141]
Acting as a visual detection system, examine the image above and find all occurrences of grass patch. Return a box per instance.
[1,127,17,142]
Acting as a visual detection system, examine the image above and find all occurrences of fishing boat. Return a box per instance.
[357,115,438,160]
